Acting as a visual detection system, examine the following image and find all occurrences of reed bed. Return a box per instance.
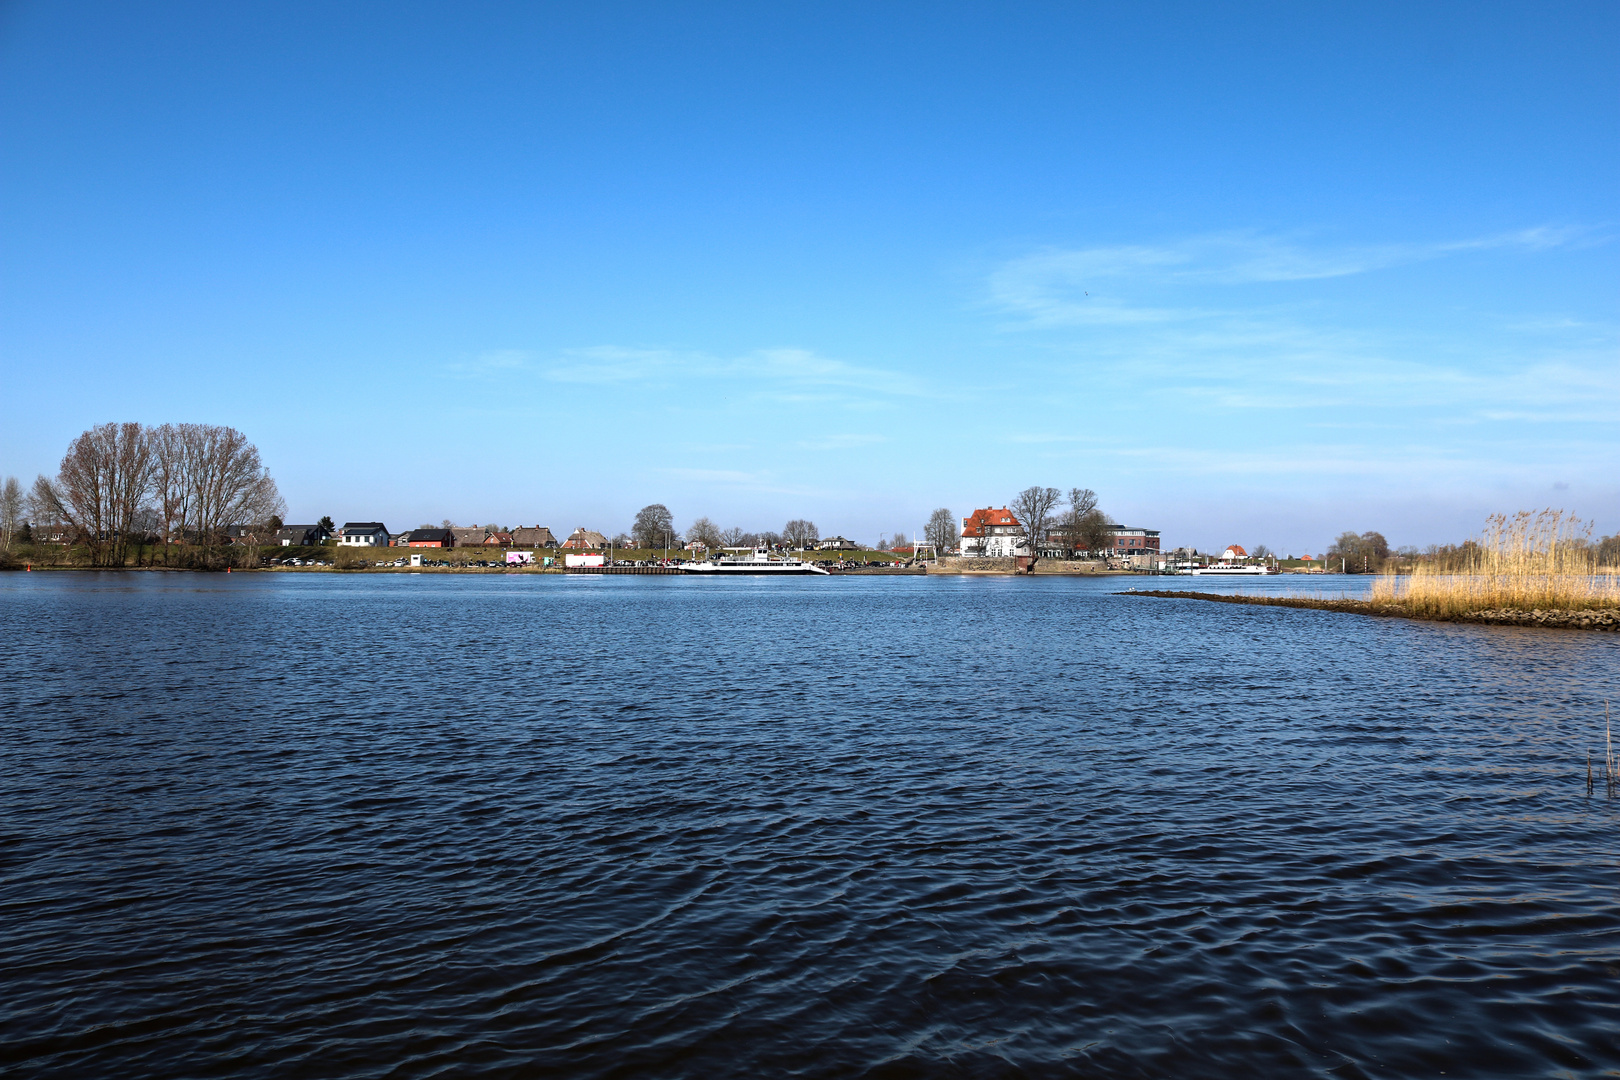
[1369,510,1620,617]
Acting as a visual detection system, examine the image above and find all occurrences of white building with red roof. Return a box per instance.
[961,506,1028,558]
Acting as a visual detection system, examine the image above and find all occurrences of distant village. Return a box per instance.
[265,504,1327,572]
[1,423,1338,572]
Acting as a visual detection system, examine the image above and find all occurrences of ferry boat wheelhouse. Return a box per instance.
[679,547,831,575]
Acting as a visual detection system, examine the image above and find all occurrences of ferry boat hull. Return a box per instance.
[680,547,830,575]
[680,563,830,575]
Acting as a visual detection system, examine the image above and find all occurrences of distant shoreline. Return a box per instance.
[1121,589,1620,632]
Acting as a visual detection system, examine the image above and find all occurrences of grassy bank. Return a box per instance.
[0,541,911,571]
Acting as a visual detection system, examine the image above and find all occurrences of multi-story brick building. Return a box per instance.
[1105,526,1160,557]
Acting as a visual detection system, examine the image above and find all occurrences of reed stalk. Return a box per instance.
[1608,702,1616,799]
[1368,510,1620,617]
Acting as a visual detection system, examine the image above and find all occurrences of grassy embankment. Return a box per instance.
[1128,511,1620,631]
[2,540,910,571]
[1,541,210,569]
[285,545,910,569]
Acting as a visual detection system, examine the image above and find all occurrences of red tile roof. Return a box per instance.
[961,507,1022,537]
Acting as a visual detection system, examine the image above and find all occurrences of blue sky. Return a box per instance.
[2,3,1615,553]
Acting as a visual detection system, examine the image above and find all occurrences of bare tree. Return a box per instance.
[686,516,722,550]
[925,507,955,554]
[783,519,819,550]
[1053,487,1098,558]
[720,526,748,548]
[1076,508,1114,559]
[150,423,193,562]
[1010,486,1061,557]
[177,424,283,568]
[0,476,21,549]
[148,422,286,567]
[32,422,155,566]
[632,504,676,550]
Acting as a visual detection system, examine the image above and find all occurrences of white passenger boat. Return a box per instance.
[680,546,830,575]
[1190,562,1277,576]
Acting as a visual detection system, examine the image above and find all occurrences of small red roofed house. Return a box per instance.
[1222,545,1248,560]
[961,507,1027,558]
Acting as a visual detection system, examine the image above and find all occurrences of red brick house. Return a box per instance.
[404,528,453,548]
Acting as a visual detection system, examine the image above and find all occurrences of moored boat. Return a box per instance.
[679,546,830,575]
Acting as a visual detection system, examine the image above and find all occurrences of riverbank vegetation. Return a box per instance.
[1128,510,1620,632]
[1368,510,1620,616]
[2,421,283,570]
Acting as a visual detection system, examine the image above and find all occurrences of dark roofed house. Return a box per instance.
[275,525,329,547]
[404,528,453,548]
[223,524,277,545]
[338,522,391,547]
[511,526,558,548]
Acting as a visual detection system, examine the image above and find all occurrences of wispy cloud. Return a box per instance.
[537,344,939,403]
[989,226,1596,325]
[446,348,536,376]
[797,433,887,450]
[451,344,936,402]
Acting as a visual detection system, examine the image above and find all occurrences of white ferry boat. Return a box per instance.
[680,547,830,576]
[1190,562,1277,576]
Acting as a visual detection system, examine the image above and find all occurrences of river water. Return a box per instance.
[2,572,1616,1078]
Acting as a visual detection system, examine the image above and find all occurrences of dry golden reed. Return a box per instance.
[1369,510,1620,616]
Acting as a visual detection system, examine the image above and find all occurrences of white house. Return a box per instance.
[338,522,391,547]
[961,507,1028,558]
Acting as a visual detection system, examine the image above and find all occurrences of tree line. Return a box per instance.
[618,504,828,551]
[1007,485,1115,557]
[1324,520,1620,573]
[619,505,940,553]
[607,488,1121,560]
[4,421,284,568]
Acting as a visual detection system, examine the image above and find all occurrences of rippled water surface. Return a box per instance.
[3,571,1618,1078]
